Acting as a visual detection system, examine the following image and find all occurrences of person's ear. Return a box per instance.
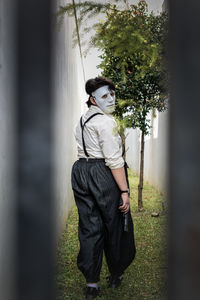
[90,96,97,106]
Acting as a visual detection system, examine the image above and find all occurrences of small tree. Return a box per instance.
[57,0,168,210]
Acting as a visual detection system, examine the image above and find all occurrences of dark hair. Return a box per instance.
[85,76,115,107]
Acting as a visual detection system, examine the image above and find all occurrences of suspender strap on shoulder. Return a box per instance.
[80,112,103,157]
[80,116,89,157]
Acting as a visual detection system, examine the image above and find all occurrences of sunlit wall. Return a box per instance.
[51,0,85,236]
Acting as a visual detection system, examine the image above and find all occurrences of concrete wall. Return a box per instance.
[52,0,85,237]
[162,0,168,12]
[144,109,169,195]
[0,0,17,299]
[126,108,169,196]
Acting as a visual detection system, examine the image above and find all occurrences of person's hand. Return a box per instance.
[119,193,130,214]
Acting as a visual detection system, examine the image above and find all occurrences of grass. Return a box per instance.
[55,170,168,300]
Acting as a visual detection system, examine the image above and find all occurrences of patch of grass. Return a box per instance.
[55,170,168,299]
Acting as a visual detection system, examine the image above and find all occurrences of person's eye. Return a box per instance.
[102,94,107,99]
[110,92,115,97]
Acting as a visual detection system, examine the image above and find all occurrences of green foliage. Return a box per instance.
[56,0,169,135]
[94,3,168,134]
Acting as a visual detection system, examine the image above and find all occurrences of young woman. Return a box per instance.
[71,77,136,299]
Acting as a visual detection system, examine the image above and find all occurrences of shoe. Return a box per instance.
[84,286,100,299]
[106,275,123,288]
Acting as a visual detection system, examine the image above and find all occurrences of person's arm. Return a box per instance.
[111,167,130,214]
[97,117,130,213]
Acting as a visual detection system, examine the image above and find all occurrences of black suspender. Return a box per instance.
[80,112,103,157]
[80,112,125,158]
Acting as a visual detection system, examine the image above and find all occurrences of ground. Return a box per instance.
[55,170,168,300]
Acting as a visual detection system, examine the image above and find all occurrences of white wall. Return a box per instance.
[126,128,140,174]
[52,0,85,236]
[145,109,169,195]
[126,108,169,196]
[0,0,17,299]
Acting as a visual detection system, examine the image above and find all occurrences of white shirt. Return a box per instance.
[74,105,125,169]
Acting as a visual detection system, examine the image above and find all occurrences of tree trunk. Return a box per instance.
[138,130,145,211]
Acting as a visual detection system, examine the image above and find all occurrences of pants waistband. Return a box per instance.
[79,158,105,162]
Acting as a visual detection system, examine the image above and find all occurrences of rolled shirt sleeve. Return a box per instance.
[97,117,125,169]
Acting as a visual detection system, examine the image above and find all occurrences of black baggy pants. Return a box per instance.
[71,158,136,283]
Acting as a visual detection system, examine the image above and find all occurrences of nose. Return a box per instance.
[108,93,114,103]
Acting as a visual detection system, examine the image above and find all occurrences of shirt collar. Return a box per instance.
[88,105,105,115]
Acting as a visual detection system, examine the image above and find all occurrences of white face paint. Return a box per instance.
[91,85,116,114]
